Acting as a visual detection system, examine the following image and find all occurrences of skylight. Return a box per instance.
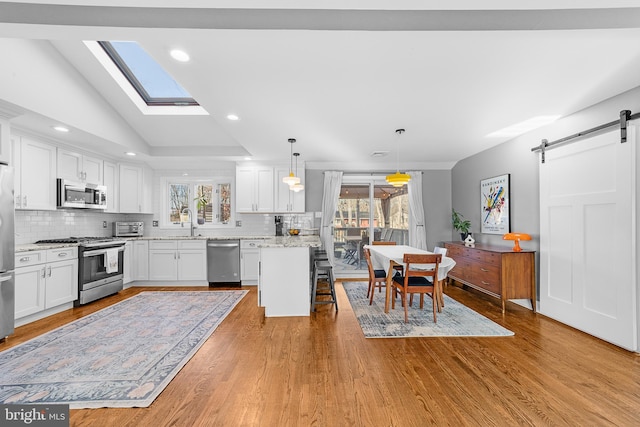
[98,41,198,106]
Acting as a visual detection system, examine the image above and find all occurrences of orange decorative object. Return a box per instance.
[503,232,532,252]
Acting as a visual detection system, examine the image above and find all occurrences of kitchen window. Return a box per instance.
[162,178,233,228]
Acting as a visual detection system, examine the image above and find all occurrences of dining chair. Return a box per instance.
[432,246,448,307]
[363,247,387,305]
[433,246,447,256]
[391,253,442,323]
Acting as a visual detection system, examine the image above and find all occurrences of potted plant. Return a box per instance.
[194,191,209,225]
[452,209,472,241]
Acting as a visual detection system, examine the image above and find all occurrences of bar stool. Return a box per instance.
[311,259,337,312]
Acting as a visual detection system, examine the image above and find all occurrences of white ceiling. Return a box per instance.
[2,1,640,170]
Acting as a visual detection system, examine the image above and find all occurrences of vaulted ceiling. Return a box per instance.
[1,1,640,170]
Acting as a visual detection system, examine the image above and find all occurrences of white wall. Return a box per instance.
[0,39,147,153]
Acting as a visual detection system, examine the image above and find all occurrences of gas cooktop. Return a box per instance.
[36,236,118,244]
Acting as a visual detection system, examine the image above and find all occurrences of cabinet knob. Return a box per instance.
[58,252,68,257]
[19,256,30,262]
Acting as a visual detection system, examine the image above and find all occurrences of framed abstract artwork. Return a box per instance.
[480,174,510,234]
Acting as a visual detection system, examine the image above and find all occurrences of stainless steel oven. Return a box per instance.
[77,239,126,305]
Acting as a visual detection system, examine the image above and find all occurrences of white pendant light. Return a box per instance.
[290,152,304,192]
[386,128,411,187]
[282,138,301,186]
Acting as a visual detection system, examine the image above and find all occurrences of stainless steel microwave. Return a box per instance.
[57,179,107,209]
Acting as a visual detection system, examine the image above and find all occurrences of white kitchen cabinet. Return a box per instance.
[236,166,274,213]
[57,148,103,183]
[132,240,149,280]
[274,166,305,213]
[148,240,207,281]
[12,134,57,210]
[14,247,78,320]
[0,117,10,165]
[240,240,261,285]
[103,161,118,212]
[14,263,45,318]
[119,163,144,213]
[123,241,132,285]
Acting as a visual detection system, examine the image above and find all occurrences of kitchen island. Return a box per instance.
[257,236,321,317]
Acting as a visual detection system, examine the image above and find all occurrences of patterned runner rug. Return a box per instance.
[0,290,247,409]
[342,282,513,338]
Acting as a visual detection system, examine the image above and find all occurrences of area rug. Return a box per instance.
[342,282,513,338]
[0,290,247,409]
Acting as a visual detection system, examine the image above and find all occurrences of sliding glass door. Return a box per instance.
[332,176,409,277]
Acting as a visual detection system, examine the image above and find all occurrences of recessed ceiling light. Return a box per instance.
[244,157,252,161]
[227,114,239,121]
[370,151,389,158]
[125,152,137,156]
[182,173,189,176]
[169,49,190,62]
[487,115,561,138]
[52,125,69,133]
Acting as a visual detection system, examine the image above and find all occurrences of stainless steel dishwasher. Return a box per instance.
[207,240,241,287]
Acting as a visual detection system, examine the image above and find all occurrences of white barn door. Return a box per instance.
[539,127,637,351]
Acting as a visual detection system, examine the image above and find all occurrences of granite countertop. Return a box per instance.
[16,235,321,253]
[16,243,80,253]
[258,235,322,248]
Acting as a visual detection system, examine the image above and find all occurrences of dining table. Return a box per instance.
[365,244,457,313]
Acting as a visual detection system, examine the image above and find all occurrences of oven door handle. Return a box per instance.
[83,247,125,257]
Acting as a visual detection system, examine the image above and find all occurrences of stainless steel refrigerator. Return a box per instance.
[0,162,15,339]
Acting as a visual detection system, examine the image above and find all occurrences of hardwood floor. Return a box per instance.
[2,283,639,426]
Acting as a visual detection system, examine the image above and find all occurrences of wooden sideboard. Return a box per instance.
[444,242,535,313]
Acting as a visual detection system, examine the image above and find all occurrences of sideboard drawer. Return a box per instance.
[471,264,501,294]
[471,250,502,267]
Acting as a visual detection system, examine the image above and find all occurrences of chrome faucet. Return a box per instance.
[181,208,196,237]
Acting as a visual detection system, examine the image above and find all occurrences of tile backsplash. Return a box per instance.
[14,210,127,245]
[15,210,320,245]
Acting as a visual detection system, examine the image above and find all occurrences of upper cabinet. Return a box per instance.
[236,164,305,214]
[12,134,57,210]
[119,163,143,213]
[57,148,103,183]
[103,161,118,213]
[0,118,10,165]
[236,166,274,213]
[119,163,152,214]
[274,166,305,213]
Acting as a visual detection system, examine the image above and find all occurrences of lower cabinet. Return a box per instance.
[148,240,206,281]
[132,240,149,281]
[14,247,78,320]
[123,241,133,285]
[240,240,261,285]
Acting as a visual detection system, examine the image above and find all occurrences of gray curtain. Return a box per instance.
[320,171,343,265]
[407,171,427,249]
